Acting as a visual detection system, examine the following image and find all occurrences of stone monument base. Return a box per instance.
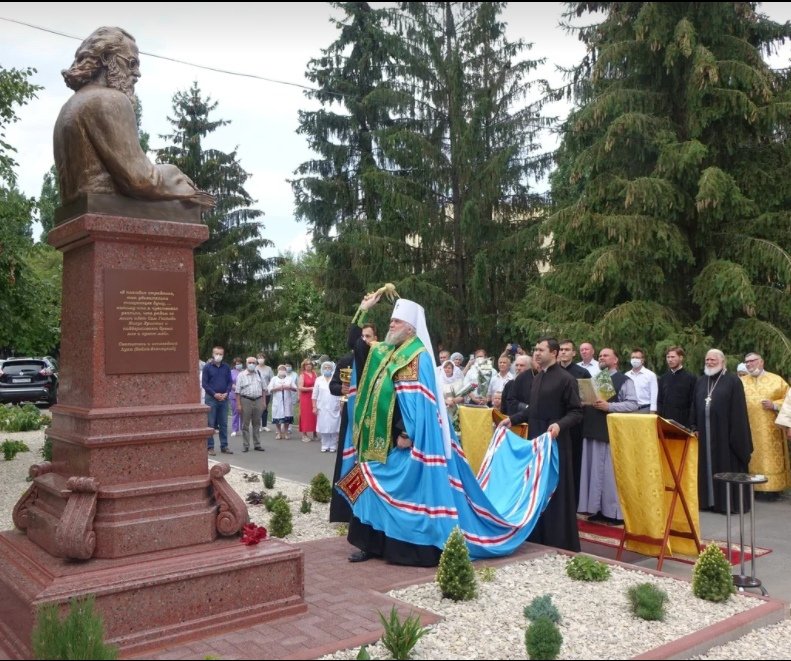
[0,530,306,658]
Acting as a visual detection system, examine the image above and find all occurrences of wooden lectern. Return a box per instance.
[608,414,702,570]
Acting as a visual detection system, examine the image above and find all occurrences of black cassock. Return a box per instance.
[690,370,753,513]
[328,352,353,523]
[343,325,442,566]
[510,363,583,552]
[657,367,697,428]
[560,362,590,504]
[504,369,535,416]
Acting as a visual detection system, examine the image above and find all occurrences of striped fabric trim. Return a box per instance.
[360,462,458,518]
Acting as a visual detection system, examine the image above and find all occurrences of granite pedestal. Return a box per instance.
[0,207,306,658]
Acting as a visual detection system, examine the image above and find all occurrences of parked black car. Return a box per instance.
[0,357,59,405]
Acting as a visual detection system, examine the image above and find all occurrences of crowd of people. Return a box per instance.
[199,303,790,567]
[199,352,343,455]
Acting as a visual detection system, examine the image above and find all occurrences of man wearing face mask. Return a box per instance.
[201,346,233,456]
[234,357,266,452]
[624,348,658,413]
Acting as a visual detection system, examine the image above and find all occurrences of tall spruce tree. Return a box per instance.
[157,83,275,358]
[294,2,549,351]
[292,1,406,343]
[516,2,791,372]
[383,1,549,350]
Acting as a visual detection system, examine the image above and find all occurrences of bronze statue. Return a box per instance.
[53,27,213,221]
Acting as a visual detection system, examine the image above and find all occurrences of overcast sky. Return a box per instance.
[2,2,790,255]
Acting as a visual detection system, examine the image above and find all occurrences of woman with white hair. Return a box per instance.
[312,361,341,452]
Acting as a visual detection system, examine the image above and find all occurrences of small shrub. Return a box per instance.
[566,555,611,582]
[2,439,30,461]
[477,566,496,582]
[0,403,48,432]
[523,595,561,624]
[525,617,562,660]
[310,472,332,503]
[692,542,734,602]
[300,489,312,514]
[628,582,667,621]
[269,498,293,538]
[436,526,477,601]
[264,491,287,512]
[32,595,118,660]
[41,435,52,462]
[378,606,428,660]
[262,470,276,489]
[356,644,371,660]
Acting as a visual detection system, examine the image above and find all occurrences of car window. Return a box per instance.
[1,360,47,375]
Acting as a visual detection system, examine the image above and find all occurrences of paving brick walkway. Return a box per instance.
[137,537,550,660]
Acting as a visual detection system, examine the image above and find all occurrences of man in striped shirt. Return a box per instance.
[235,356,266,452]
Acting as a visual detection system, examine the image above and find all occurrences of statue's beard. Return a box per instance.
[385,328,411,346]
[105,60,137,103]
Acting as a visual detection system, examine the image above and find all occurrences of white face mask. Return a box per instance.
[246,363,256,371]
[235,363,243,371]
[213,354,223,363]
[630,358,642,369]
[257,358,265,365]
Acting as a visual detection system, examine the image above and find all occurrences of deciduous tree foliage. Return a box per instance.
[517,2,791,373]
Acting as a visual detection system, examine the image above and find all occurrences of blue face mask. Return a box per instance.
[286,366,293,373]
[235,363,243,371]
[246,363,256,371]
[322,369,333,377]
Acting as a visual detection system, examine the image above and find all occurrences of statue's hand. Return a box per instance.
[189,190,216,208]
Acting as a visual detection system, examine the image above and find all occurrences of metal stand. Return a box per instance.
[716,473,768,596]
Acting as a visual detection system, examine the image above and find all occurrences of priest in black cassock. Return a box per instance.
[499,337,583,551]
[504,354,536,416]
[558,339,591,503]
[657,346,697,428]
[690,349,753,513]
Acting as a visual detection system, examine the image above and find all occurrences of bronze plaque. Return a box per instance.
[104,269,191,374]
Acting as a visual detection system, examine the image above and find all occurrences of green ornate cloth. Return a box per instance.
[353,335,425,463]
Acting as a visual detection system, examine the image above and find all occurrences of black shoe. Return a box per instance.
[587,511,607,523]
[221,448,234,454]
[242,448,249,452]
[348,550,373,563]
[608,518,625,526]
[254,447,265,452]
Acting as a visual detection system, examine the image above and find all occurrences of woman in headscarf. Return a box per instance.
[268,364,297,439]
[312,360,341,452]
[439,359,465,432]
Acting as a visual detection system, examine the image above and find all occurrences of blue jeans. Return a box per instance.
[206,395,229,449]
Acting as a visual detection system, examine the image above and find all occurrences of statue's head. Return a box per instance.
[62,26,139,101]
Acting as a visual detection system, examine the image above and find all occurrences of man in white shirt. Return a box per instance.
[488,354,514,405]
[577,342,601,377]
[624,348,658,413]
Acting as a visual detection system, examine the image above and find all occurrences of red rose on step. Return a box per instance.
[241,523,268,545]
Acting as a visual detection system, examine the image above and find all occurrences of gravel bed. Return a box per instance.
[322,552,770,660]
[2,426,789,658]
[217,460,347,542]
